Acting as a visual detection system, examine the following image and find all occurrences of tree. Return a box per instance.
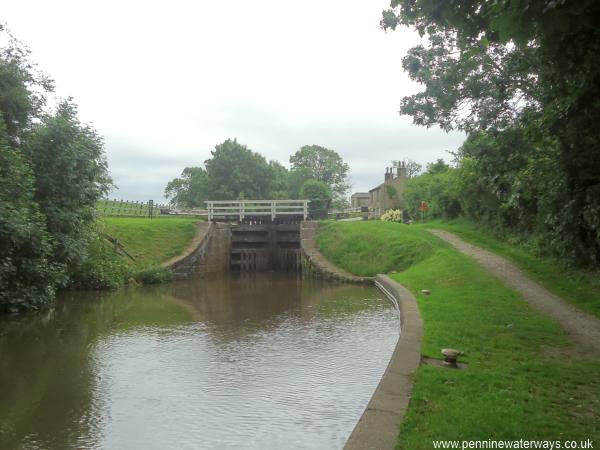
[24,101,112,274]
[382,0,600,265]
[0,26,116,311]
[0,25,53,141]
[403,158,422,178]
[300,180,332,219]
[165,167,208,208]
[205,139,274,200]
[456,128,564,232]
[0,28,60,312]
[0,118,58,312]
[289,145,349,200]
[268,160,291,199]
[426,159,450,175]
[403,168,462,221]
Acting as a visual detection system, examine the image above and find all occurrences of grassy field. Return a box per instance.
[421,220,600,318]
[317,221,600,448]
[96,199,169,217]
[99,217,200,270]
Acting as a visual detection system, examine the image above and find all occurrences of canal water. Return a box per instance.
[0,273,399,450]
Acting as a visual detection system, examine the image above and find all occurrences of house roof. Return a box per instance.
[351,192,370,198]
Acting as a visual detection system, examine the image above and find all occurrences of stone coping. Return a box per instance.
[344,274,423,450]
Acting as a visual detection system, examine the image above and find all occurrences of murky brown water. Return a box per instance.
[0,273,398,450]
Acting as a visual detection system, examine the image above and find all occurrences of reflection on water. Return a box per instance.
[0,273,398,450]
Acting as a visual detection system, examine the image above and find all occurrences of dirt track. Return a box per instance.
[430,229,600,356]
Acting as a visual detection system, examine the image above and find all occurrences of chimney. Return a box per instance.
[384,167,393,182]
[398,161,407,178]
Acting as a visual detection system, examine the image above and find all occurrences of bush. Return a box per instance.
[134,266,173,284]
[0,31,113,312]
[404,169,462,221]
[25,102,111,272]
[381,209,403,222]
[0,120,61,313]
[68,235,131,290]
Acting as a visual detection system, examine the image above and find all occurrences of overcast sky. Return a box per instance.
[3,0,464,203]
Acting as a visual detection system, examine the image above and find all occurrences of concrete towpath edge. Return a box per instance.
[344,274,423,450]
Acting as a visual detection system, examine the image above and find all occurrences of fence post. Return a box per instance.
[148,200,154,219]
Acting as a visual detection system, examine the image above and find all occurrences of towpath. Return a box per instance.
[430,229,600,356]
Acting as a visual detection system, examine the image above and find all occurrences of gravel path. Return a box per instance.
[430,229,600,356]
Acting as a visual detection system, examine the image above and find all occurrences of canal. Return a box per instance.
[0,273,399,450]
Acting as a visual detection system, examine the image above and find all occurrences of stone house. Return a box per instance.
[367,163,407,218]
[350,192,370,208]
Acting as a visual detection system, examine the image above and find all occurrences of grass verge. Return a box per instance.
[316,221,600,448]
[420,219,600,318]
[99,217,199,270]
[317,221,437,276]
[71,217,200,289]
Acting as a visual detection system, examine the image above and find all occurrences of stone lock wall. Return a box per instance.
[165,222,303,277]
[163,222,231,279]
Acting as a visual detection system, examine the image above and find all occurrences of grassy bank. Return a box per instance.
[72,217,200,289]
[317,221,600,448]
[317,221,438,276]
[420,220,600,318]
[100,217,199,270]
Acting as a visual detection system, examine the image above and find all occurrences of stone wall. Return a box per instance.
[166,220,373,279]
[163,222,231,279]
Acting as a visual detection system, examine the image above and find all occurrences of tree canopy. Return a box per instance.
[300,180,332,219]
[0,118,58,311]
[403,158,422,178]
[164,141,351,209]
[383,0,600,265]
[165,167,208,208]
[289,145,350,201]
[205,139,274,200]
[0,27,112,312]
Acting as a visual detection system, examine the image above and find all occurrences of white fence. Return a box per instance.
[205,200,309,221]
[328,207,361,215]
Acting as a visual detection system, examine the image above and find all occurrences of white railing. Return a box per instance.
[328,207,361,215]
[205,200,309,221]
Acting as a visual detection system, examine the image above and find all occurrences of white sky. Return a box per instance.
[3,0,464,203]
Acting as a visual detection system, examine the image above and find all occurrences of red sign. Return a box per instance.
[419,201,429,212]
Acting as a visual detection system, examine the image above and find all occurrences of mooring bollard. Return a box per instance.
[441,348,461,368]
